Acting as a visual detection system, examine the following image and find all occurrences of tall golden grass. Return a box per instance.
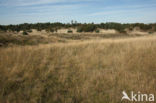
[0,36,156,103]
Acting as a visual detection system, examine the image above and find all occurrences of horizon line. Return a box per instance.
[1,21,156,26]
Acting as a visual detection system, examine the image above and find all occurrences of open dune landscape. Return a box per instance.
[0,0,156,103]
[0,29,156,102]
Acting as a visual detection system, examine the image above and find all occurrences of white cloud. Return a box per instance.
[0,0,92,6]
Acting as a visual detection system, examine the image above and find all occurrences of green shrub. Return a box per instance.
[77,27,83,32]
[154,27,156,31]
[23,31,28,35]
[67,30,73,33]
[149,32,153,34]
[96,29,100,33]
[77,24,97,32]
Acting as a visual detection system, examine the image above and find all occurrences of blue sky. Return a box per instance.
[0,0,156,25]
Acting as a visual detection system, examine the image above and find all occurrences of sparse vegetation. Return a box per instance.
[0,34,66,46]
[0,21,156,103]
[77,24,97,32]
[0,36,156,103]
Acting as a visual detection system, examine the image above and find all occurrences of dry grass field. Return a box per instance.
[0,33,156,103]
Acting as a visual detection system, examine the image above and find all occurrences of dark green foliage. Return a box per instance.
[149,32,153,34]
[154,27,156,31]
[46,28,55,33]
[77,27,83,32]
[23,31,28,35]
[117,28,126,33]
[77,24,97,32]
[132,23,152,31]
[96,29,100,33]
[67,30,73,33]
[0,22,156,33]
[0,25,7,32]
[102,22,126,32]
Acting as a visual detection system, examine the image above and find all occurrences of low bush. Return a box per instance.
[23,31,28,35]
[77,24,97,32]
[96,29,100,33]
[67,30,73,33]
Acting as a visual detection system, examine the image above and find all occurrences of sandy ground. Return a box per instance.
[16,28,156,36]
[57,28,77,33]
[99,29,117,34]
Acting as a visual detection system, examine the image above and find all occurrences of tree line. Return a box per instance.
[0,22,156,33]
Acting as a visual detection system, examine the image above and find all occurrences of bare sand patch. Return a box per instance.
[99,29,117,34]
